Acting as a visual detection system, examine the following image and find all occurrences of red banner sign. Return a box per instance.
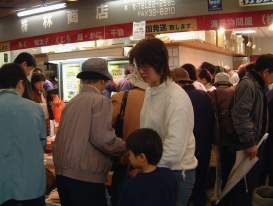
[1,9,273,52]
[204,9,273,30]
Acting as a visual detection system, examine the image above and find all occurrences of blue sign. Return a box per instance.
[240,0,273,7]
[208,0,222,11]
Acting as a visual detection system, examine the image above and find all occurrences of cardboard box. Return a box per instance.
[205,30,216,45]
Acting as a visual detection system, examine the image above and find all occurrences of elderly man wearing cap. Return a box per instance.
[209,72,235,205]
[53,58,126,206]
[172,67,215,206]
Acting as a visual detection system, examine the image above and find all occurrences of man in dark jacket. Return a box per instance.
[13,52,36,100]
[227,54,273,206]
[173,67,215,206]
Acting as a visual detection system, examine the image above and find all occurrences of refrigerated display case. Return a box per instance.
[60,62,81,102]
[108,60,130,83]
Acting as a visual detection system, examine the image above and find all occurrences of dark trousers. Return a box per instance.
[111,164,128,206]
[1,196,45,206]
[192,152,211,206]
[56,175,107,206]
[218,151,263,206]
[220,146,236,190]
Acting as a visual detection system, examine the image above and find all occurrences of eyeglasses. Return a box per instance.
[133,64,150,72]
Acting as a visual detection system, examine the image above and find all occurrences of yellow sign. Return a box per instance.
[0,42,10,52]
[146,19,197,34]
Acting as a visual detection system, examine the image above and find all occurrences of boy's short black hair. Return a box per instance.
[31,73,45,89]
[126,128,163,165]
[254,54,273,73]
[13,52,36,67]
[0,63,27,89]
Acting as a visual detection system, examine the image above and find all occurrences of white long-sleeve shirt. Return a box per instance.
[140,79,198,170]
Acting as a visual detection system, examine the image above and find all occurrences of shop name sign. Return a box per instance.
[240,0,273,7]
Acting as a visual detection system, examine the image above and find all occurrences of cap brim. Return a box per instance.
[214,81,233,86]
[77,71,112,80]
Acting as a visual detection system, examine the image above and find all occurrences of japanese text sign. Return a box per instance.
[146,19,197,34]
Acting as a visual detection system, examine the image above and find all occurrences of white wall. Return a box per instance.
[178,46,233,70]
[252,37,273,56]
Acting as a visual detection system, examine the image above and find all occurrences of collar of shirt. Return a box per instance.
[81,84,101,94]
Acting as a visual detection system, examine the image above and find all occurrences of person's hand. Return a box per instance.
[247,145,258,160]
[129,169,142,177]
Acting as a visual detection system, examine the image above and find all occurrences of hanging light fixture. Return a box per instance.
[17,3,67,17]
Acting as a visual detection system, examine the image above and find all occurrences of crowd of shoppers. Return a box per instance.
[1,39,273,206]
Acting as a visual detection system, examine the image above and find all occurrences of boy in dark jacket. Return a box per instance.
[119,128,178,206]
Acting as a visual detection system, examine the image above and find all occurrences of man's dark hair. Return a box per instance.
[197,69,213,83]
[126,128,163,165]
[32,68,43,74]
[0,63,27,89]
[254,54,273,73]
[245,62,255,72]
[200,62,215,75]
[13,52,36,67]
[31,73,45,89]
[181,63,197,81]
[129,37,175,84]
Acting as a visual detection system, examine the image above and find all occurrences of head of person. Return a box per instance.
[125,65,134,75]
[32,68,43,74]
[213,72,232,88]
[13,52,36,76]
[254,54,273,87]
[126,128,163,168]
[0,63,27,96]
[197,69,213,86]
[31,73,45,91]
[245,62,255,72]
[225,67,233,76]
[200,62,214,75]
[237,64,248,80]
[126,68,148,90]
[128,37,175,87]
[172,67,193,87]
[181,63,197,81]
[76,58,112,93]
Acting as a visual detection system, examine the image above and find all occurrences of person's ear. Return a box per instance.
[20,61,27,68]
[139,153,147,163]
[263,68,270,77]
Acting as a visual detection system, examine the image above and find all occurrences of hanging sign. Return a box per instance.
[132,21,146,40]
[0,42,10,52]
[240,0,273,7]
[208,0,222,11]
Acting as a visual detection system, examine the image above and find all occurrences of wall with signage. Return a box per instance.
[1,0,273,44]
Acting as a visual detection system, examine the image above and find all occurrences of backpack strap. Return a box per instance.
[119,90,129,119]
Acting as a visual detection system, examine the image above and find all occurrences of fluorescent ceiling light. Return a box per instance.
[17,3,66,17]
[234,30,256,34]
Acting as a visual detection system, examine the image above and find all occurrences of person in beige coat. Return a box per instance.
[110,69,148,206]
[53,58,126,206]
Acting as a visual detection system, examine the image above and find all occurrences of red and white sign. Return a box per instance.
[1,9,273,52]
